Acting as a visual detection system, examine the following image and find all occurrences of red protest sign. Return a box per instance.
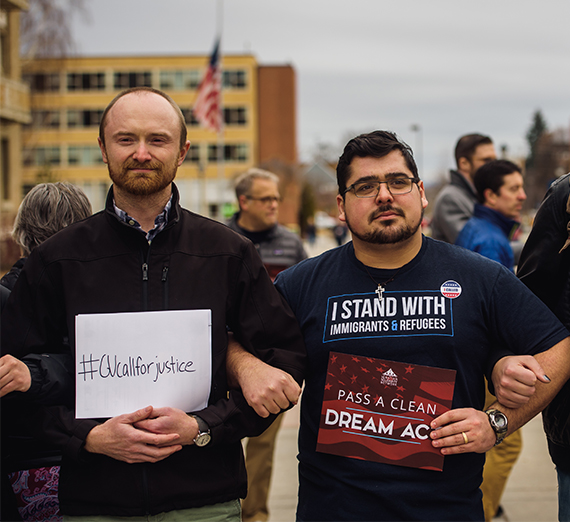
[316,352,456,471]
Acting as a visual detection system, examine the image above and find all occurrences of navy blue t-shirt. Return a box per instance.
[275,236,568,521]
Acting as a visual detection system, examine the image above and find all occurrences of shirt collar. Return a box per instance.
[113,196,172,243]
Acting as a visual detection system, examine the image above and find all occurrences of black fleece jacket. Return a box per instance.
[518,173,570,470]
[1,184,306,516]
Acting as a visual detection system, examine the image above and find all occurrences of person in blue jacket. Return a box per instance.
[456,160,526,272]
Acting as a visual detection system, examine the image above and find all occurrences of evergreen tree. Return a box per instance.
[299,183,316,237]
[525,110,548,168]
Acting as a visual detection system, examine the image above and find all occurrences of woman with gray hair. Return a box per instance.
[1,182,91,522]
[1,182,92,291]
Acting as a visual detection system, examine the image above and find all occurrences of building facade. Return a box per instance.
[20,54,297,218]
[0,0,31,267]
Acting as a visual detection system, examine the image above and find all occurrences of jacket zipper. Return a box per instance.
[141,261,149,310]
[162,266,169,309]
[141,238,152,310]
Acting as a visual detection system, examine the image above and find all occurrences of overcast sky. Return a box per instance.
[69,0,570,184]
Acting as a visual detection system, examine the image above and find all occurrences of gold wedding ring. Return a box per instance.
[462,432,469,444]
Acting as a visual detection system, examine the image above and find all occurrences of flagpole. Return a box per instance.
[192,3,224,219]
[216,0,225,221]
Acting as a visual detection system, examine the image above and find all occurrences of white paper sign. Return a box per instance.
[75,309,211,419]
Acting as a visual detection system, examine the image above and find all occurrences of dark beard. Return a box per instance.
[109,157,178,196]
[346,205,424,245]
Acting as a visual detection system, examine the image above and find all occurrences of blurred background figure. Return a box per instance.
[430,134,497,244]
[332,221,348,246]
[305,216,316,246]
[228,168,307,281]
[455,160,526,521]
[1,182,91,522]
[227,168,306,522]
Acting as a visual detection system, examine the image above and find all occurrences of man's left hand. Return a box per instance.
[429,408,495,455]
[134,407,198,446]
[491,355,550,408]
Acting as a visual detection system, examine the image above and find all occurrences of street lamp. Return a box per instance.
[410,124,423,176]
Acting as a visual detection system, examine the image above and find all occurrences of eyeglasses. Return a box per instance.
[246,196,281,205]
[344,177,419,198]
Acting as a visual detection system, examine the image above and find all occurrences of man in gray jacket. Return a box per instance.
[430,134,496,243]
[227,168,307,522]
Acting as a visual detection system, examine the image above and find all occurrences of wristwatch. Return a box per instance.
[485,409,508,446]
[191,415,211,447]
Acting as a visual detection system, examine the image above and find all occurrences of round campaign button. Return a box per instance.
[440,280,462,299]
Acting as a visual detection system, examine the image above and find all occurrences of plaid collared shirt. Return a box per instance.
[113,196,172,243]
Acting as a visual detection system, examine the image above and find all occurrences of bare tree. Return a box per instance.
[20,0,89,59]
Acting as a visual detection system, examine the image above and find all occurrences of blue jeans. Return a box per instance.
[558,467,570,521]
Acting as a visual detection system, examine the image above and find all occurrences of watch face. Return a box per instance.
[195,433,211,447]
[493,414,507,429]
[488,410,507,432]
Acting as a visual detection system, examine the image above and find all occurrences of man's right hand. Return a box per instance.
[84,406,182,463]
[238,357,301,418]
[0,354,31,397]
[226,337,301,418]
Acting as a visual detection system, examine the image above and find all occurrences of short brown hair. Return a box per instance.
[98,87,188,149]
[12,182,92,256]
[337,130,419,196]
[454,134,493,168]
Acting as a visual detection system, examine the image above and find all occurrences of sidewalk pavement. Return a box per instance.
[263,231,559,522]
[267,409,558,522]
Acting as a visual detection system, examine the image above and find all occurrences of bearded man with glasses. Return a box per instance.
[227,130,570,521]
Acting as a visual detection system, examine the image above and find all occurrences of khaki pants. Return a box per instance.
[481,386,522,521]
[241,415,284,522]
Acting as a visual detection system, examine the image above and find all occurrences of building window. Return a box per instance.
[222,70,246,89]
[114,71,152,90]
[223,107,247,126]
[68,146,104,166]
[67,73,106,91]
[67,109,104,128]
[24,73,60,92]
[181,108,201,127]
[160,70,201,90]
[23,146,61,167]
[208,144,248,163]
[183,144,201,163]
[182,107,246,127]
[27,110,61,129]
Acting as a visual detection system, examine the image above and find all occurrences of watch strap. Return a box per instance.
[192,414,209,433]
[191,415,211,446]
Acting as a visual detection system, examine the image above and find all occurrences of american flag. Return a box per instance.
[193,39,222,133]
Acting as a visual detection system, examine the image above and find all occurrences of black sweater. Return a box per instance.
[518,173,570,470]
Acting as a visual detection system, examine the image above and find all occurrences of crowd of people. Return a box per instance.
[1,87,569,522]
